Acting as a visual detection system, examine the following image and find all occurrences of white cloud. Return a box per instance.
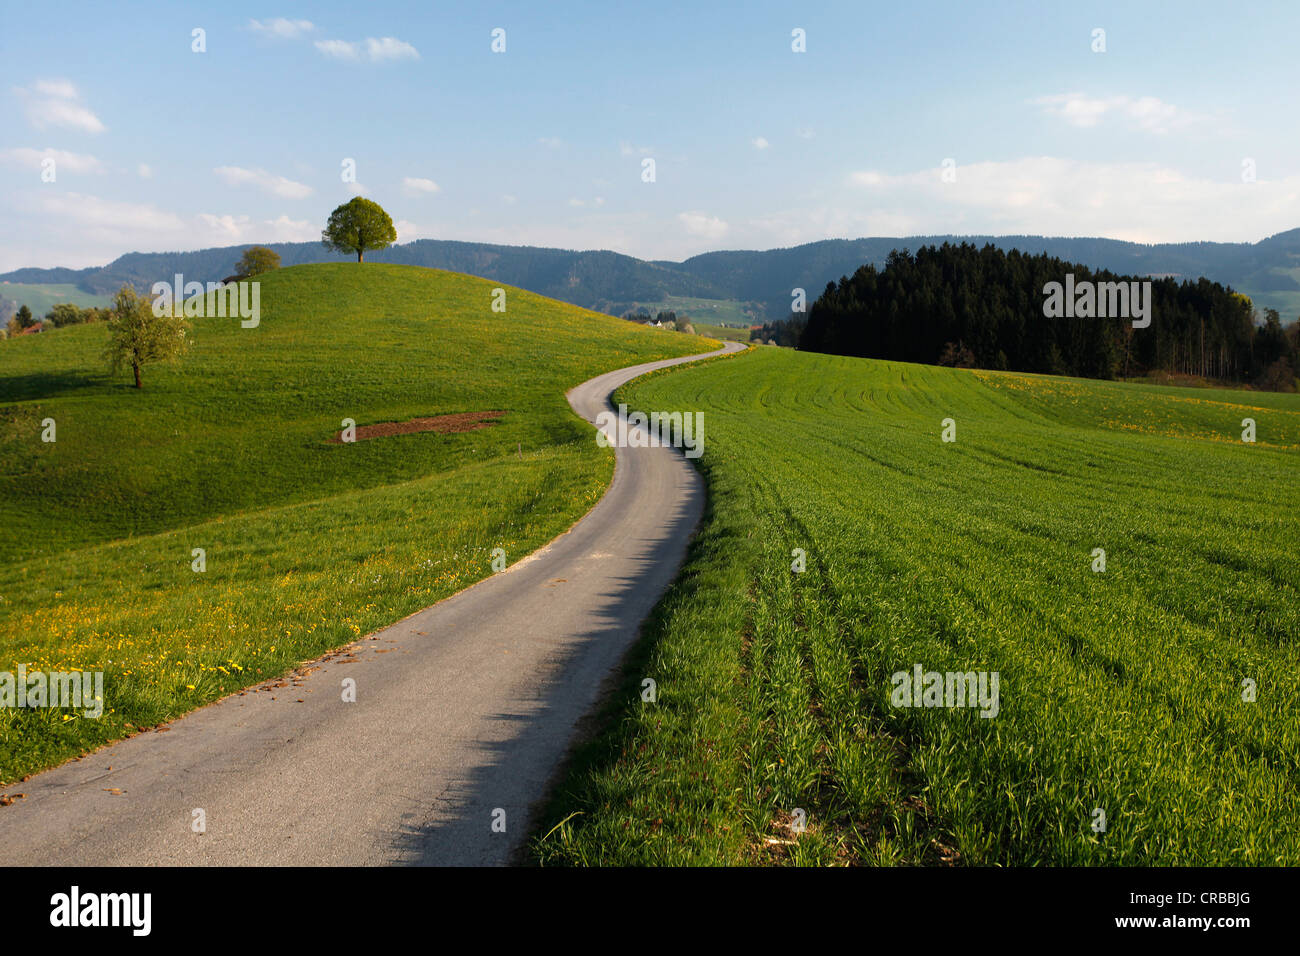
[15,80,105,134]
[752,136,770,150]
[796,127,816,140]
[317,36,419,61]
[32,79,78,99]
[403,176,440,194]
[619,140,654,157]
[538,136,563,149]
[1,147,102,173]
[677,211,729,240]
[1032,93,1198,134]
[197,213,316,243]
[249,18,314,38]
[366,37,419,61]
[568,198,586,207]
[0,192,326,270]
[315,39,359,60]
[214,165,313,199]
[850,170,885,187]
[844,156,1300,244]
[137,163,153,179]
[500,194,517,204]
[33,191,316,247]
[394,219,436,242]
[36,192,186,237]
[343,181,371,196]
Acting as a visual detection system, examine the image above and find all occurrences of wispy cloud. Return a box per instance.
[844,156,1300,243]
[677,211,728,240]
[314,39,359,60]
[393,219,436,242]
[751,136,770,150]
[213,165,313,199]
[197,213,316,242]
[2,191,320,269]
[1032,93,1199,134]
[1,147,102,173]
[36,192,186,237]
[403,176,440,194]
[315,36,419,62]
[366,37,418,61]
[14,80,105,134]
[249,18,314,39]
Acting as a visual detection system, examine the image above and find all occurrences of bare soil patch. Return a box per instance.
[329,411,506,443]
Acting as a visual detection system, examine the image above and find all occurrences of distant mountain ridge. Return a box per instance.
[6,228,1300,321]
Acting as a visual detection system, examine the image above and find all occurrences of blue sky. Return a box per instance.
[2,0,1298,271]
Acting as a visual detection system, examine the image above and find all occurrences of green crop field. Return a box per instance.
[0,263,714,783]
[534,347,1300,866]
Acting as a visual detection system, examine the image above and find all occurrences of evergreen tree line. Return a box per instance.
[788,243,1298,389]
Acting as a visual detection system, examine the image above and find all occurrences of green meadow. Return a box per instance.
[624,295,755,329]
[692,323,751,344]
[0,263,712,783]
[534,347,1300,866]
[1,283,113,318]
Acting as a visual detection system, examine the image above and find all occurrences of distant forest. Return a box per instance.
[767,243,1298,390]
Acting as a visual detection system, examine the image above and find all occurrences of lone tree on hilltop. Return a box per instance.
[104,285,189,389]
[321,197,397,262]
[234,245,281,278]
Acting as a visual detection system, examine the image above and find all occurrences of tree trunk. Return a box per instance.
[358,249,364,263]
[133,362,142,389]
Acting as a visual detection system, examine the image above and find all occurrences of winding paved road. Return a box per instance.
[0,340,744,866]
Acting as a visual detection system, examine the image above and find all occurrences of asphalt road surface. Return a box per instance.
[0,340,745,866]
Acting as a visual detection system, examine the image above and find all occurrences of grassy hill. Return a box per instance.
[8,228,1299,324]
[0,262,714,782]
[534,348,1300,866]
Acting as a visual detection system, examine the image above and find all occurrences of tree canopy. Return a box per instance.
[793,243,1295,389]
[103,285,189,389]
[234,245,281,278]
[321,197,397,262]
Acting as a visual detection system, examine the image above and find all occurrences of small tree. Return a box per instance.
[104,285,188,389]
[234,245,281,278]
[321,197,397,262]
[45,303,85,328]
[14,305,34,329]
